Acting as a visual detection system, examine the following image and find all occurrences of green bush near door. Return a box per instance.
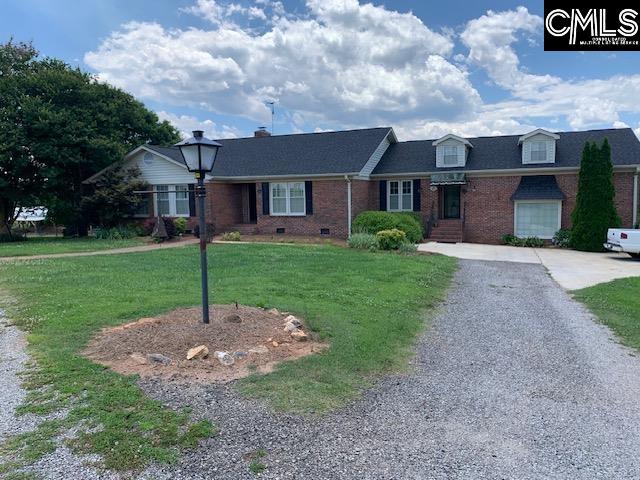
[352,211,423,243]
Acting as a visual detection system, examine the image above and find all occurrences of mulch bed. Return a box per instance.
[83,305,326,383]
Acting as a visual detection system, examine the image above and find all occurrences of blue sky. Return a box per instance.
[2,0,640,140]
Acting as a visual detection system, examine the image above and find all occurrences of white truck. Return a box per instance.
[604,228,640,258]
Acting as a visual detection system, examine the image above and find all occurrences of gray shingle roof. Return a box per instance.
[510,175,566,201]
[149,127,392,178]
[373,128,640,175]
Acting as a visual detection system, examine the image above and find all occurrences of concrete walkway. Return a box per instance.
[0,238,199,262]
[418,242,640,290]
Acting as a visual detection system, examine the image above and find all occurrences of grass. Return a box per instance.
[0,236,146,257]
[247,448,267,474]
[573,276,640,351]
[0,243,455,472]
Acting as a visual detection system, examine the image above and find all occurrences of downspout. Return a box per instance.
[345,175,352,236]
[634,167,639,228]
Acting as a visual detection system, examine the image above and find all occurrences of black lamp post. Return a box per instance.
[175,130,222,324]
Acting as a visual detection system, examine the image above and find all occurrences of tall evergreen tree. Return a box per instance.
[570,139,620,251]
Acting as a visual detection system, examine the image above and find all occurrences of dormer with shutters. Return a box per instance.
[433,134,473,168]
[518,129,560,164]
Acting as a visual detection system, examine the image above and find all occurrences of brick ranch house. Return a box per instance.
[86,126,640,244]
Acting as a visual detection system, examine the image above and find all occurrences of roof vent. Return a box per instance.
[254,127,271,138]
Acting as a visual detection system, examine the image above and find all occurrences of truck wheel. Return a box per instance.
[629,253,640,260]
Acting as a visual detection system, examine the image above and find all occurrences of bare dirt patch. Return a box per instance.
[83,305,327,383]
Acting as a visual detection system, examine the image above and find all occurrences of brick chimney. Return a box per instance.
[254,127,271,137]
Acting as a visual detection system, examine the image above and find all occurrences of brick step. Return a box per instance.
[428,236,462,243]
[431,227,463,233]
[226,224,259,234]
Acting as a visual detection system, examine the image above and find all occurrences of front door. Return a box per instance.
[442,185,461,219]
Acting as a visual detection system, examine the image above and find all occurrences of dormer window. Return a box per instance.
[530,141,547,162]
[518,129,560,164]
[443,146,459,166]
[433,134,473,168]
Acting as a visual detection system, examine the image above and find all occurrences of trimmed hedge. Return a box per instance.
[352,211,423,243]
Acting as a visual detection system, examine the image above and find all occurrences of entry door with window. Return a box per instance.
[441,185,461,219]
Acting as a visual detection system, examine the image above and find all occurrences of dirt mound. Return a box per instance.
[83,305,327,383]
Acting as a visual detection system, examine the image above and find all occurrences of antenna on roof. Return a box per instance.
[266,100,275,134]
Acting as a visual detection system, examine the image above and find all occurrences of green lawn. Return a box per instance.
[0,243,455,472]
[0,236,147,257]
[573,276,640,351]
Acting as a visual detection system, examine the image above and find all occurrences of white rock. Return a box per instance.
[283,322,300,332]
[248,345,269,355]
[214,351,235,366]
[130,353,147,365]
[283,315,302,328]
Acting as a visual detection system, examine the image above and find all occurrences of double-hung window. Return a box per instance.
[443,145,458,166]
[388,180,412,211]
[155,184,191,217]
[270,182,306,216]
[530,142,547,162]
[514,201,561,239]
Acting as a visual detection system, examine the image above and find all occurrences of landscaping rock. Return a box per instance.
[248,345,269,355]
[233,351,248,360]
[283,315,302,327]
[290,330,308,342]
[272,341,279,347]
[283,321,300,333]
[223,313,242,324]
[186,345,209,360]
[267,308,280,315]
[129,352,147,365]
[214,351,235,366]
[147,353,171,365]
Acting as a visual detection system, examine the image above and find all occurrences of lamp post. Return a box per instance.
[175,130,222,324]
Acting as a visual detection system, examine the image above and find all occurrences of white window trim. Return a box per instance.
[523,140,555,165]
[513,200,562,240]
[270,182,306,216]
[153,184,191,217]
[387,180,413,212]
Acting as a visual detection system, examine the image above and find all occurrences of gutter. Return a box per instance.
[345,175,352,236]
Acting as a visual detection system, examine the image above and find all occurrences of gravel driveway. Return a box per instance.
[9,260,640,479]
[137,260,640,479]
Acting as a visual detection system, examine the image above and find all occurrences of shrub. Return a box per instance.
[94,225,138,240]
[174,217,188,235]
[0,230,26,243]
[398,241,418,255]
[220,231,241,241]
[521,236,545,248]
[376,228,406,250]
[352,211,423,243]
[193,223,215,241]
[141,218,156,236]
[501,234,519,245]
[552,229,571,248]
[347,232,378,250]
[502,234,544,248]
[162,217,177,238]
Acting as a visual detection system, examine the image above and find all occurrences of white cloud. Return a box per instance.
[157,111,241,139]
[85,3,640,139]
[85,0,479,129]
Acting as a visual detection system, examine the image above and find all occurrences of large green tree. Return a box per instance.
[0,40,180,236]
[571,139,621,251]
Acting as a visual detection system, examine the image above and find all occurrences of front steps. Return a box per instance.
[428,219,463,243]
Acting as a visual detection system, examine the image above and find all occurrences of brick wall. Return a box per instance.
[205,182,242,231]
[203,172,636,242]
[256,179,351,238]
[463,172,635,244]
